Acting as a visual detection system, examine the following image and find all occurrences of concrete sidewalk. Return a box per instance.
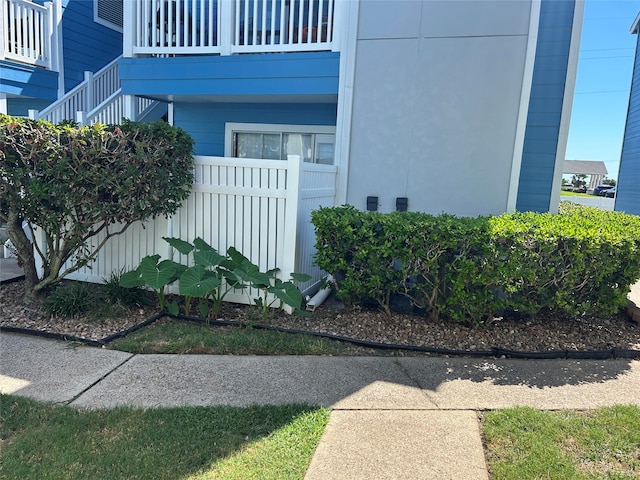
[2,332,640,479]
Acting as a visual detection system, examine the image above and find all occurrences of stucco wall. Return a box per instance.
[345,0,534,216]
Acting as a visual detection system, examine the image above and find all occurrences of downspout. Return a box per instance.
[333,0,359,205]
[52,0,64,97]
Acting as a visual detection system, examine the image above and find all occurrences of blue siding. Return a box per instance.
[174,102,337,155]
[6,97,52,116]
[516,0,575,212]
[0,61,59,101]
[60,0,122,92]
[615,30,640,215]
[120,52,339,99]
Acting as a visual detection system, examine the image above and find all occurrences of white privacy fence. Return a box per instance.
[62,155,337,304]
[124,0,336,57]
[0,0,59,69]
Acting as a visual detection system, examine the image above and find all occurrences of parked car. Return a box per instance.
[593,185,615,196]
[604,186,616,198]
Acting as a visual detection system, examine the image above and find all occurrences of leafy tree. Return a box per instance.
[0,115,194,305]
[571,174,587,189]
[602,177,616,186]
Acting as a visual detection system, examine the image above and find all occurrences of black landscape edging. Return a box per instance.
[0,325,104,347]
[3,310,639,360]
[172,313,640,360]
[0,312,165,348]
[100,312,166,344]
[0,274,25,286]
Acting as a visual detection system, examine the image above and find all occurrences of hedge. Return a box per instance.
[311,203,640,326]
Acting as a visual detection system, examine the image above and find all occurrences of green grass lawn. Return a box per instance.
[3,396,639,479]
[108,319,354,355]
[482,406,640,480]
[560,190,593,197]
[0,394,329,480]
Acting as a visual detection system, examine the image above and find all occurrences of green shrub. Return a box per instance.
[44,282,99,317]
[491,203,640,316]
[0,115,194,306]
[312,204,640,326]
[312,206,502,323]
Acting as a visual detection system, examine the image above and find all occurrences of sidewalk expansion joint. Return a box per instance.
[65,353,136,406]
[393,358,442,409]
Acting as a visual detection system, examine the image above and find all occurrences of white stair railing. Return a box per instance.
[33,56,121,123]
[77,89,164,126]
[29,55,163,125]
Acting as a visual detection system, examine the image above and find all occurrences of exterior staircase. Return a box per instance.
[29,55,166,125]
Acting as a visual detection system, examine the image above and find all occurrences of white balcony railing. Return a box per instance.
[0,0,59,70]
[124,0,336,57]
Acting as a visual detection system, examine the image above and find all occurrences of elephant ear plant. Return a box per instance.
[119,238,311,321]
[119,254,186,315]
[228,247,311,321]
[172,237,246,318]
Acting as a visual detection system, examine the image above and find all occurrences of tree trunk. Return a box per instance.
[5,211,42,307]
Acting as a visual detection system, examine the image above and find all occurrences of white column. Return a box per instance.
[220,0,232,55]
[122,94,137,121]
[51,0,64,95]
[0,93,7,114]
[84,71,94,111]
[167,102,174,125]
[123,0,136,57]
[76,110,87,126]
[281,154,302,314]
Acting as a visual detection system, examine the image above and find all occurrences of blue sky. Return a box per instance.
[565,0,639,179]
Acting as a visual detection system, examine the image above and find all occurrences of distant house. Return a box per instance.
[563,160,608,191]
[616,11,640,216]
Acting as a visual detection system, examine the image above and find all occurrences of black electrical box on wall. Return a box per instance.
[396,197,408,212]
[367,196,378,211]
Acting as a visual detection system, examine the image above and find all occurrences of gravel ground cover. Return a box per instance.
[1,280,639,354]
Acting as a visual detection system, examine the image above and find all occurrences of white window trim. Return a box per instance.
[224,123,336,157]
[94,0,123,33]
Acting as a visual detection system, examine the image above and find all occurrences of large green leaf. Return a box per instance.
[227,247,270,286]
[193,237,213,251]
[162,237,194,256]
[179,265,221,297]
[119,267,145,288]
[271,282,304,309]
[140,256,178,290]
[194,249,226,268]
[290,272,312,283]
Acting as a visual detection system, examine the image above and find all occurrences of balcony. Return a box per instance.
[124,0,337,57]
[0,0,59,70]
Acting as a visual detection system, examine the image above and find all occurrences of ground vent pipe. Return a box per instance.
[306,275,334,312]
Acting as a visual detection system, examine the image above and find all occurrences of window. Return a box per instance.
[226,123,335,165]
[94,0,123,32]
